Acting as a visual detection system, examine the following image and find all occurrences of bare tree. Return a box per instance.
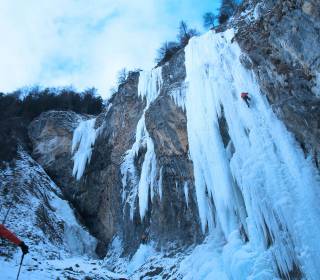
[154,21,199,65]
[177,21,199,46]
[109,86,117,96]
[117,68,128,85]
[155,41,180,64]
[219,0,238,24]
[203,12,216,29]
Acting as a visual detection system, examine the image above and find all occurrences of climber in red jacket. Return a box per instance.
[241,92,251,107]
[0,224,29,254]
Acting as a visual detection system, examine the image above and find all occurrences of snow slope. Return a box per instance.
[0,151,125,280]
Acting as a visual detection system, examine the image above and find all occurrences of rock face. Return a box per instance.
[118,52,203,254]
[27,75,147,256]
[26,0,320,267]
[28,111,81,171]
[28,111,109,254]
[28,111,84,214]
[84,72,146,255]
[27,52,203,258]
[144,50,203,248]
[234,0,320,168]
[27,106,131,256]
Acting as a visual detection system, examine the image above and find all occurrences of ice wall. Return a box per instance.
[51,195,97,256]
[183,29,320,278]
[72,118,97,180]
[121,68,162,220]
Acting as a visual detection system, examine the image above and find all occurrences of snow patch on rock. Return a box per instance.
[121,68,162,220]
[71,118,97,180]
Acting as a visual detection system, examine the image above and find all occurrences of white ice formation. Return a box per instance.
[121,67,163,220]
[179,28,320,279]
[72,118,97,180]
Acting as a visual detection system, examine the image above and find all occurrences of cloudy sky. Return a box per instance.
[0,0,221,98]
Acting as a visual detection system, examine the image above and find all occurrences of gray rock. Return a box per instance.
[302,1,318,17]
[25,0,320,268]
[235,0,320,168]
[239,53,253,70]
[28,110,82,170]
[144,50,203,247]
[28,110,85,204]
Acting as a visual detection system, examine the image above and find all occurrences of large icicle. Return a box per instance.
[121,67,162,220]
[184,29,320,278]
[71,118,97,180]
[138,67,163,106]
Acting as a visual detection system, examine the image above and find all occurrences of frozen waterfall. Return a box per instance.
[181,29,320,279]
[121,67,162,220]
[119,27,320,279]
[72,118,97,180]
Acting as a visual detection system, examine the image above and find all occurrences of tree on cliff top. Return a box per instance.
[155,21,199,66]
[155,41,180,64]
[203,12,216,29]
[218,0,238,24]
[0,87,104,121]
[177,20,199,46]
[117,68,128,85]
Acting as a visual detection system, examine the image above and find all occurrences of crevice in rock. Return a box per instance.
[218,106,231,149]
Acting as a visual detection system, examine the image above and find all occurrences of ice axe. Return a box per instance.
[16,253,25,280]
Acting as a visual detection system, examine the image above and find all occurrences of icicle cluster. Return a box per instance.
[121,67,163,220]
[182,29,320,278]
[71,118,97,180]
[169,87,186,110]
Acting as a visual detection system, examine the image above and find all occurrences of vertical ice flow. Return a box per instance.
[121,67,162,220]
[184,182,189,208]
[184,29,320,278]
[72,118,97,180]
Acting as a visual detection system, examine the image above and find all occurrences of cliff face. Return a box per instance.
[28,51,203,258]
[235,0,320,167]
[28,111,82,204]
[14,0,320,278]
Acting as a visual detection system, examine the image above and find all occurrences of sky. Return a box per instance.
[0,0,221,98]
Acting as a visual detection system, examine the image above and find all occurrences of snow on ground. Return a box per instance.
[0,256,127,280]
[179,235,228,280]
[104,236,186,280]
[127,243,156,274]
[0,151,124,280]
[72,118,97,180]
